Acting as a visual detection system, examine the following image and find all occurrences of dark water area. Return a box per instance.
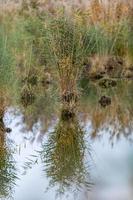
[1,79,133,200]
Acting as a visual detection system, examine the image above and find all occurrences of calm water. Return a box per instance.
[1,80,133,200]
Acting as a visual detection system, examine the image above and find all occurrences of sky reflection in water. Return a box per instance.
[1,80,133,200]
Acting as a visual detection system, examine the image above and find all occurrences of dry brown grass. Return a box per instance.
[0,0,132,20]
[88,0,130,24]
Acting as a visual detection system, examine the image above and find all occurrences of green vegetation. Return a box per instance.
[0,0,133,128]
[0,0,133,107]
[0,22,16,101]
[0,125,17,199]
[1,1,133,198]
[41,111,92,194]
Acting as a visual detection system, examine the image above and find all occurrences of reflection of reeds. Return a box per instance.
[0,115,17,199]
[20,82,59,136]
[80,80,133,142]
[0,98,17,199]
[41,111,92,194]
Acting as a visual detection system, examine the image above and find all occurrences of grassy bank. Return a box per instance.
[0,0,133,107]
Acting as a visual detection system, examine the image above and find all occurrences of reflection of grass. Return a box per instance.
[20,81,59,133]
[0,103,17,199]
[80,79,133,141]
[0,123,17,199]
[41,113,92,194]
[0,146,16,198]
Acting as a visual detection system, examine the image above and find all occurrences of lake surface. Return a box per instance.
[1,79,133,200]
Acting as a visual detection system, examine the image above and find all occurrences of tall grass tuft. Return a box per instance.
[23,13,113,106]
[0,20,18,106]
[0,0,133,104]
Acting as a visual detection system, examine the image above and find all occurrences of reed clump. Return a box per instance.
[0,0,133,104]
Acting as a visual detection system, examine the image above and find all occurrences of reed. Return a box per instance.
[0,0,133,99]
[41,111,92,195]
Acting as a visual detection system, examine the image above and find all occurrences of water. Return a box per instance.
[1,80,133,200]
